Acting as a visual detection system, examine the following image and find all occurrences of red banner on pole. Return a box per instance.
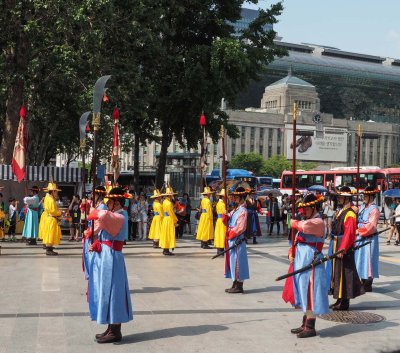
[11,105,27,183]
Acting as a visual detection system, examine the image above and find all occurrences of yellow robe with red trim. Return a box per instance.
[214,200,226,248]
[41,194,62,245]
[196,197,214,242]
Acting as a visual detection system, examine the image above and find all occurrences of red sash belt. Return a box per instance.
[92,240,124,252]
[30,207,38,211]
[296,236,324,252]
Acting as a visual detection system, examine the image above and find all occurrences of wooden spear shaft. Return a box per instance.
[291,103,297,255]
[221,125,227,206]
[356,124,361,205]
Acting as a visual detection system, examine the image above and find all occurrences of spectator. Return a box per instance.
[322,194,336,237]
[268,196,281,235]
[8,197,18,242]
[137,193,149,240]
[129,195,140,241]
[183,193,192,234]
[393,198,400,246]
[68,195,81,241]
[281,196,291,237]
[175,195,187,238]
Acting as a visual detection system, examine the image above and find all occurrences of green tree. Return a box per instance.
[229,152,265,175]
[146,1,287,187]
[261,155,317,178]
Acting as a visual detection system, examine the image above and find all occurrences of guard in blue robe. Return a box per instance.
[23,186,40,245]
[87,187,133,344]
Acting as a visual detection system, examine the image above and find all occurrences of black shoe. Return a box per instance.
[332,299,349,311]
[291,315,306,334]
[95,325,110,340]
[253,239,258,244]
[329,299,340,309]
[96,324,122,344]
[395,241,399,246]
[297,318,316,338]
[46,247,58,256]
[225,280,237,293]
[226,281,244,294]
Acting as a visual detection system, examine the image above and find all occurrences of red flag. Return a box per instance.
[11,105,27,183]
[111,107,120,181]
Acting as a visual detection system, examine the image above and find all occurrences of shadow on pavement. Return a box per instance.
[352,299,400,311]
[318,319,398,338]
[122,324,228,344]
[131,287,182,294]
[245,286,282,294]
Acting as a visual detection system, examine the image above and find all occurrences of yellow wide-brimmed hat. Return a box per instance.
[150,189,162,199]
[43,182,61,192]
[218,188,226,197]
[162,187,178,196]
[201,186,215,195]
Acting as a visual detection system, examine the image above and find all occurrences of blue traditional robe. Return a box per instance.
[22,195,40,239]
[88,208,133,324]
[355,203,380,279]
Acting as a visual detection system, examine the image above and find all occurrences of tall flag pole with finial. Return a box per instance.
[111,107,121,183]
[282,102,298,305]
[91,75,111,240]
[199,111,207,194]
[220,125,227,206]
[12,105,28,183]
[79,111,91,229]
[356,124,361,205]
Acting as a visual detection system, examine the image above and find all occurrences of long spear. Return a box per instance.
[91,75,111,241]
[79,111,91,229]
[356,124,361,205]
[291,103,298,253]
[276,241,371,281]
[220,125,227,206]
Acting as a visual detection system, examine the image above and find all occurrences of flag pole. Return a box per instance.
[220,125,227,206]
[291,103,297,255]
[91,76,111,241]
[356,124,361,205]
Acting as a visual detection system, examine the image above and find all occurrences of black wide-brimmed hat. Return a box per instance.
[231,186,248,197]
[106,187,132,199]
[361,186,380,195]
[333,186,355,197]
[298,193,324,208]
[30,186,40,192]
[94,186,107,194]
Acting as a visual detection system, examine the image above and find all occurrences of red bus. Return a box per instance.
[280,167,386,195]
[382,168,400,190]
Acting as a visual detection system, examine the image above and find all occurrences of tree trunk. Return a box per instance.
[0,81,25,164]
[0,4,29,163]
[156,125,171,188]
[133,133,140,191]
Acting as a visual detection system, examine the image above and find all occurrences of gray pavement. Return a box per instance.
[0,224,400,353]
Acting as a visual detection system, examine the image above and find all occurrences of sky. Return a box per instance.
[246,0,400,59]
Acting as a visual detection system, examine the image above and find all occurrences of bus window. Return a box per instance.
[257,177,273,189]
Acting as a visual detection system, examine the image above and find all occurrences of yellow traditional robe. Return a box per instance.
[148,200,163,240]
[213,199,226,248]
[42,194,62,245]
[159,198,177,249]
[196,197,214,242]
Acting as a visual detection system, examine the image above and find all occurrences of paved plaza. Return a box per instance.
[0,222,400,353]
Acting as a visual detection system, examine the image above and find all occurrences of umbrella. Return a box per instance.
[256,188,282,197]
[307,185,328,193]
[383,189,400,198]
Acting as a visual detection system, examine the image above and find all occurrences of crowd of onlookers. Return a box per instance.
[2,186,399,246]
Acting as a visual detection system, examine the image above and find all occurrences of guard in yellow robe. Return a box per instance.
[196,186,215,249]
[148,189,163,248]
[214,189,227,255]
[41,182,62,256]
[159,187,178,256]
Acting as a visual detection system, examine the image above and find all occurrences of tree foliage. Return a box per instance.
[229,152,265,175]
[261,154,317,178]
[0,1,286,188]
